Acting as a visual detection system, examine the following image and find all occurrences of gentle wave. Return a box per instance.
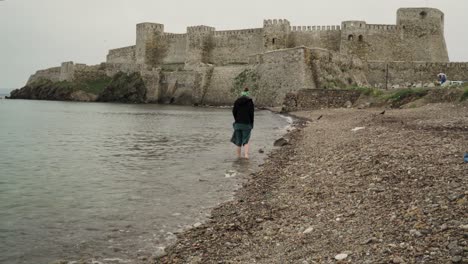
[0,100,289,264]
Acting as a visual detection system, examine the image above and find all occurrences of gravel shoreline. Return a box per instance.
[156,103,467,264]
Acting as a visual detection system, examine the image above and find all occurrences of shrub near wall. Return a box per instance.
[461,88,468,101]
[232,69,259,95]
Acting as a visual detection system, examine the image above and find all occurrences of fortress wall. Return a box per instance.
[340,22,403,61]
[202,65,248,105]
[246,47,368,106]
[368,61,468,88]
[140,68,161,103]
[358,29,402,61]
[60,62,75,81]
[105,63,148,77]
[398,33,449,62]
[28,62,109,85]
[211,29,264,65]
[163,34,187,64]
[290,27,342,51]
[341,9,449,63]
[283,89,362,112]
[253,47,316,106]
[159,70,198,104]
[307,48,369,88]
[342,25,433,62]
[185,26,216,65]
[107,46,136,64]
[27,67,62,85]
[366,24,400,31]
[291,25,341,31]
[263,19,291,51]
[397,8,449,62]
[73,63,107,82]
[136,23,164,64]
[59,62,107,82]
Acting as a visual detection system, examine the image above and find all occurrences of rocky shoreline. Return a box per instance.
[154,103,467,263]
[8,72,150,103]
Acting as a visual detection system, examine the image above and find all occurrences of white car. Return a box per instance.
[441,80,465,87]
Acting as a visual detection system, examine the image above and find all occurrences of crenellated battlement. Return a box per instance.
[366,24,400,31]
[342,21,367,30]
[164,33,187,39]
[263,19,290,26]
[291,25,341,32]
[214,28,263,36]
[447,62,468,68]
[368,61,468,71]
[136,23,164,31]
[187,26,216,33]
[106,7,448,67]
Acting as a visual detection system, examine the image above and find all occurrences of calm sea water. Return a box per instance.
[0,100,289,264]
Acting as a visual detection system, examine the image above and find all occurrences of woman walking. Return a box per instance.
[231,87,254,159]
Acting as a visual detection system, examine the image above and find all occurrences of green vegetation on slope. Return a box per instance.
[81,77,112,95]
[461,88,468,101]
[31,76,112,95]
[97,72,147,103]
[233,69,259,95]
[384,88,429,102]
[345,86,384,97]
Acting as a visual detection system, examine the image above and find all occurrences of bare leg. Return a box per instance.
[244,143,250,159]
[236,146,241,158]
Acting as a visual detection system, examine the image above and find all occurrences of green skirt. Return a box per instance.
[230,123,252,147]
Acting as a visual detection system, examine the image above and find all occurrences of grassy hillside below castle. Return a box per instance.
[9,72,148,103]
[8,70,468,109]
[347,85,468,109]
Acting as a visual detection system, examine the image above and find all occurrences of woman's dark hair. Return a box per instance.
[244,87,249,92]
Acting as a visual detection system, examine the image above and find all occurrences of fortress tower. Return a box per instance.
[263,19,291,51]
[397,8,449,62]
[136,23,165,64]
[186,25,216,65]
[340,21,368,58]
[337,8,449,62]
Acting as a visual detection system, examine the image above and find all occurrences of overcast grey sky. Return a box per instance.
[1,0,467,91]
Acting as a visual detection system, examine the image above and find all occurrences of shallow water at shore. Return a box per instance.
[0,100,289,264]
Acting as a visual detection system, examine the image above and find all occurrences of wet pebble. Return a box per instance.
[335,253,348,261]
[451,255,462,263]
[391,256,404,263]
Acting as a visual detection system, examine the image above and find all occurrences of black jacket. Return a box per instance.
[233,96,254,127]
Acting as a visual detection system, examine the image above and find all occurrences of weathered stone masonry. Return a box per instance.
[27,62,107,85]
[283,89,362,112]
[107,46,135,64]
[24,8,468,106]
[106,7,449,66]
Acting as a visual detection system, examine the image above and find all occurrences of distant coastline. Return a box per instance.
[0,88,12,97]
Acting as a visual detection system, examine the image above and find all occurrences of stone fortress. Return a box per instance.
[27,8,468,106]
[107,8,449,65]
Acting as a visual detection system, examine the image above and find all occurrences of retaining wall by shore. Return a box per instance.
[282,89,361,111]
